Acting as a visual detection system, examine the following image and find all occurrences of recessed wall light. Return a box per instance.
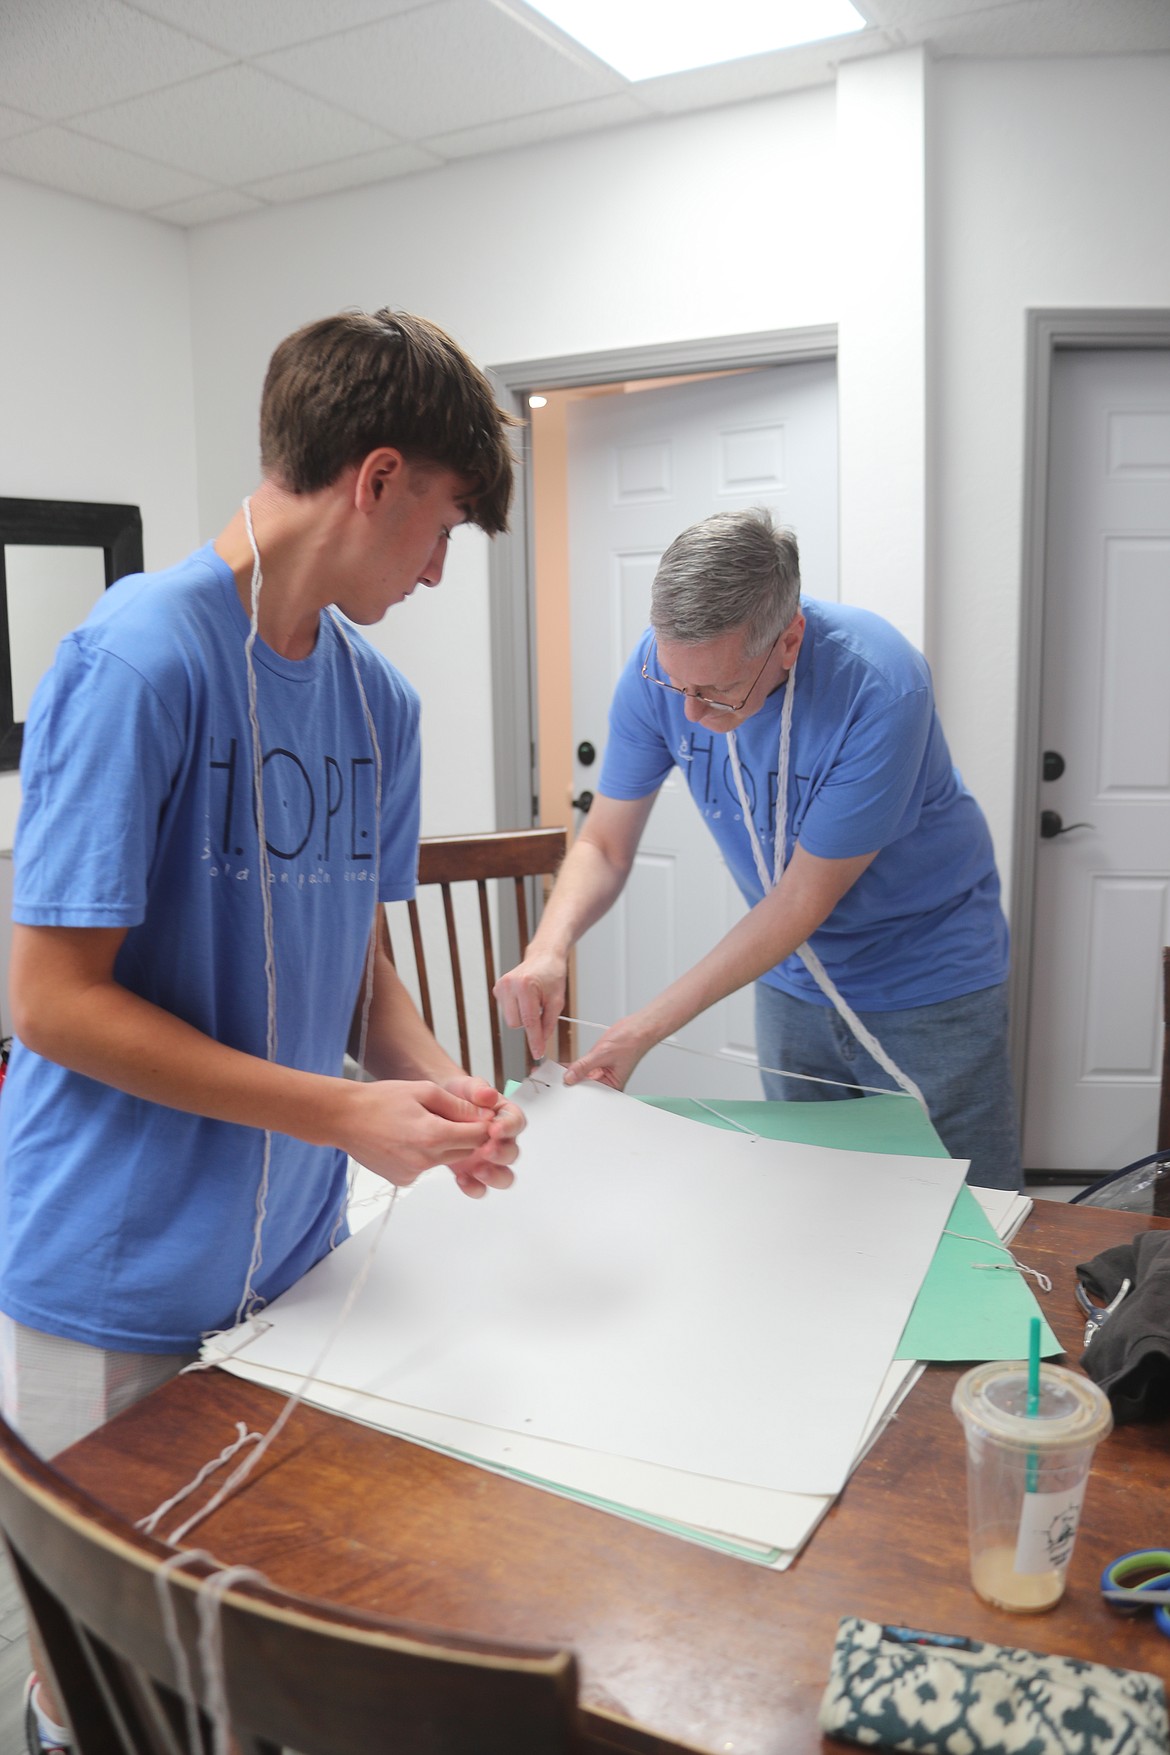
[524,0,867,82]
[529,395,549,408]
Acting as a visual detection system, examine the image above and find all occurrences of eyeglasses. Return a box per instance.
[641,628,783,715]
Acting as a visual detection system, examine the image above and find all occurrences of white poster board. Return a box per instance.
[218,1070,965,1499]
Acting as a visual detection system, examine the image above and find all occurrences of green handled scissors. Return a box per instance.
[1100,1550,1170,1637]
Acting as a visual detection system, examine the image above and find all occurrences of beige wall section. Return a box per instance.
[531,392,574,842]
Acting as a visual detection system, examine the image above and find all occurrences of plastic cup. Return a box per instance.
[952,1361,1113,1612]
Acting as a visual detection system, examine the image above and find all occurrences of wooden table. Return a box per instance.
[59,1200,1170,1754]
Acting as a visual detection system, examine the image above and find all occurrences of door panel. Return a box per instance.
[1024,350,1170,1168]
[567,364,838,1097]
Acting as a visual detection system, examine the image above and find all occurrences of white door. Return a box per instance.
[1023,349,1170,1170]
[566,364,838,1097]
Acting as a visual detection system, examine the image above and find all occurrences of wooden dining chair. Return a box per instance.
[0,1412,584,1755]
[383,827,571,1086]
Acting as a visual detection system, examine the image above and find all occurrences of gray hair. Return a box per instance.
[650,507,801,657]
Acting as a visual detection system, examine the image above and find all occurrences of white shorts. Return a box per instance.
[0,1314,195,1460]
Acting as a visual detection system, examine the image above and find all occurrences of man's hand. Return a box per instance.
[563,1016,653,1093]
[339,1077,521,1198]
[493,951,568,1061]
[440,1075,524,1199]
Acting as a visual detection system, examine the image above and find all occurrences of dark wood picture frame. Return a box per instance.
[0,498,143,770]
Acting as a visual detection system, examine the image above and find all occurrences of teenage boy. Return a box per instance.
[2,308,522,1459]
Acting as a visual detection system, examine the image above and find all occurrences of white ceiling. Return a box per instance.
[1,0,1168,228]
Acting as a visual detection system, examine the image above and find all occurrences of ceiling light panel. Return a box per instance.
[520,0,868,81]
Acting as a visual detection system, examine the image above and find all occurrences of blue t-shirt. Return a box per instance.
[0,545,421,1352]
[599,600,1008,1010]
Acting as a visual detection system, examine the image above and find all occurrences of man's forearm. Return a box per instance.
[632,894,809,1046]
[622,847,877,1048]
[527,834,635,958]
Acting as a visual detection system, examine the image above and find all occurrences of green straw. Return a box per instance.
[1025,1316,1041,1492]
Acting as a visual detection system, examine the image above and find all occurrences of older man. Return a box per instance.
[496,506,1020,1191]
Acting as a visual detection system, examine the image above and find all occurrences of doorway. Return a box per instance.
[487,328,838,1096]
[1014,314,1170,1172]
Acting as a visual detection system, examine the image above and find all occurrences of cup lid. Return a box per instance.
[952,1361,1113,1451]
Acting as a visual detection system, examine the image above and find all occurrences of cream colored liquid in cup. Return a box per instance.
[971,1544,1063,1612]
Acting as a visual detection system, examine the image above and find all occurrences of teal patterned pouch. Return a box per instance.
[819,1615,1169,1754]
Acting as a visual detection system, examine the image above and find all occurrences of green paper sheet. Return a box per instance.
[644,1092,1061,1362]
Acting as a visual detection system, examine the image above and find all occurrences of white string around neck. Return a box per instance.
[724,646,928,1113]
[154,502,392,1515]
[233,496,279,1329]
[141,501,401,1746]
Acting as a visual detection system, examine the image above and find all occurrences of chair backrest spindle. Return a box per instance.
[392,829,568,1086]
[475,878,505,1088]
[407,900,433,1034]
[440,880,471,1075]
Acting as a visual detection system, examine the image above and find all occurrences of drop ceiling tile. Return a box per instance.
[0,0,229,120]
[920,0,1170,54]
[242,142,442,201]
[0,104,41,140]
[256,0,621,141]
[0,125,214,210]
[148,188,266,225]
[128,0,432,58]
[69,63,398,185]
[427,91,651,158]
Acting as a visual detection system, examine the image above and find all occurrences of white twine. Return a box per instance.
[559,1013,921,1103]
[140,506,397,1652]
[153,1547,221,1755]
[137,1422,262,1535]
[325,604,384,1251]
[196,1565,270,1755]
[942,1228,1052,1294]
[724,648,928,1113]
[155,1551,271,1755]
[162,1192,396,1547]
[235,495,279,1328]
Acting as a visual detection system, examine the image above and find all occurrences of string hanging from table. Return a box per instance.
[154,1548,269,1755]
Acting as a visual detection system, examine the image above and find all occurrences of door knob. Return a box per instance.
[571,790,594,814]
[1042,750,1065,782]
[576,741,596,767]
[1040,810,1093,839]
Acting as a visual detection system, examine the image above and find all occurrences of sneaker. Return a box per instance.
[23,1677,71,1755]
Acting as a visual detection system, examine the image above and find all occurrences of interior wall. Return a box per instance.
[9,51,1163,913]
[931,54,1170,873]
[836,48,928,649]
[184,86,841,840]
[0,174,199,849]
[530,393,572,837]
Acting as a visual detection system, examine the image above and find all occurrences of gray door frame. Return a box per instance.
[1011,308,1170,1115]
[486,324,838,834]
